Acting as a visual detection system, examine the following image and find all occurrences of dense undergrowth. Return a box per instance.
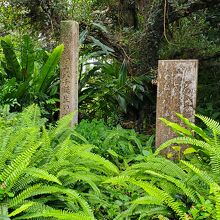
[0,105,220,219]
[1,1,220,219]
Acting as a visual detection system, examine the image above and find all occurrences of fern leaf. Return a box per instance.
[196,114,220,135]
[76,151,119,174]
[8,201,35,217]
[160,117,192,137]
[132,180,187,219]
[181,160,214,185]
[58,171,105,194]
[72,130,89,144]
[26,167,62,185]
[145,170,199,203]
[128,157,188,180]
[135,206,170,219]
[176,113,209,142]
[2,141,41,190]
[132,196,163,205]
[104,176,187,219]
[114,204,137,220]
[17,209,93,220]
[9,184,42,207]
[154,137,211,156]
[49,113,74,140]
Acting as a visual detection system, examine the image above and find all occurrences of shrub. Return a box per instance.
[0,105,119,219]
[75,119,154,166]
[0,35,62,120]
[104,114,220,219]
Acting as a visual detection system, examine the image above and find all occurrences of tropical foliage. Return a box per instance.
[1,1,220,219]
[2,105,220,219]
[0,105,119,219]
[104,114,220,219]
[75,119,154,166]
[0,35,62,119]
[78,23,154,125]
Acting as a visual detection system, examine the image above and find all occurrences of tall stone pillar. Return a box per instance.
[60,21,79,125]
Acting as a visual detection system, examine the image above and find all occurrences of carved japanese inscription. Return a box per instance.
[156,60,198,156]
[60,21,79,125]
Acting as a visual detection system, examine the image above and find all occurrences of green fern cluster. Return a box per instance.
[104,114,220,219]
[0,105,118,219]
[75,119,153,167]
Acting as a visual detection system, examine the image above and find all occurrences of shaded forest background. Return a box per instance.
[1,0,220,132]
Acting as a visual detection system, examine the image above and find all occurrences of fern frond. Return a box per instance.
[54,138,72,160]
[58,171,106,193]
[26,167,62,185]
[134,206,170,219]
[181,160,214,185]
[2,141,41,190]
[145,170,199,203]
[10,184,93,217]
[12,201,92,219]
[196,114,220,135]
[63,188,94,218]
[12,174,36,193]
[76,151,119,174]
[30,127,52,165]
[8,201,35,217]
[127,157,188,180]
[18,105,43,127]
[114,204,137,220]
[132,196,163,205]
[104,176,187,219]
[160,117,192,137]
[70,144,97,154]
[129,179,187,219]
[209,149,220,174]
[0,127,36,172]
[176,113,209,141]
[45,159,72,174]
[72,130,89,144]
[16,209,93,220]
[154,136,211,156]
[9,184,42,207]
[49,113,74,140]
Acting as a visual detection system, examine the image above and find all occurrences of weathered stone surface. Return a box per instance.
[60,21,79,125]
[155,60,198,156]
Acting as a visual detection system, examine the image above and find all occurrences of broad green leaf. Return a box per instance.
[176,113,209,142]
[160,118,192,136]
[118,95,127,113]
[35,44,64,93]
[90,36,114,55]
[183,147,197,155]
[1,40,21,80]
[172,146,181,151]
[21,35,34,79]
[118,59,127,87]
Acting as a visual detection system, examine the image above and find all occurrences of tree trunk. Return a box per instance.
[138,0,164,74]
[137,0,165,130]
[118,0,138,29]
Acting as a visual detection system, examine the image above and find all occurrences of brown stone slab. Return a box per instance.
[156,60,198,156]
